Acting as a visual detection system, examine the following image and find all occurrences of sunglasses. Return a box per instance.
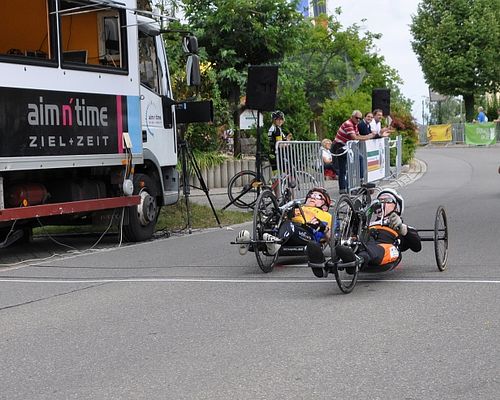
[308,193,325,201]
[378,197,396,206]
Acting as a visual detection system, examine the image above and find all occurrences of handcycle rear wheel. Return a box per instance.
[331,194,361,294]
[434,205,449,271]
[227,170,259,209]
[253,189,280,273]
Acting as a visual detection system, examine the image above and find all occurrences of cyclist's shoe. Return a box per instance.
[335,245,357,274]
[263,233,281,256]
[306,241,327,278]
[236,230,251,255]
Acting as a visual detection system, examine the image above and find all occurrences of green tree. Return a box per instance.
[411,0,500,122]
[282,11,410,138]
[428,97,464,124]
[182,0,304,108]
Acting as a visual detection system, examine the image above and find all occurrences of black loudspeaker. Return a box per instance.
[245,65,278,111]
[175,100,214,124]
[372,88,391,116]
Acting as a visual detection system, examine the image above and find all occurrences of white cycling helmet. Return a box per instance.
[377,188,404,215]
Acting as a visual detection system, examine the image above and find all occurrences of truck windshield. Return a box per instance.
[139,33,161,94]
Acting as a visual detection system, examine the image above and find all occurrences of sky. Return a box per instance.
[326,0,427,123]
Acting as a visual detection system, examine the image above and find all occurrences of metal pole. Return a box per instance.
[255,111,262,182]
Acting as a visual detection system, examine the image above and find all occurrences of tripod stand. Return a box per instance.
[178,138,221,233]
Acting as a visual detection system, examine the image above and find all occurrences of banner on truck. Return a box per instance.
[0,87,141,157]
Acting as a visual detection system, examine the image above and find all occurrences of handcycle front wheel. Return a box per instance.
[434,205,449,271]
[253,189,280,273]
[227,170,259,209]
[330,194,361,294]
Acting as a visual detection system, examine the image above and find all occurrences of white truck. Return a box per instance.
[0,0,202,246]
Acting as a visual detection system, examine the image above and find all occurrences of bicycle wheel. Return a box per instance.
[330,194,361,293]
[227,170,259,209]
[434,205,449,271]
[331,195,362,252]
[253,189,280,273]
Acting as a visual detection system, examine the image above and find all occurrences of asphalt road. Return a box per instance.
[1,146,499,399]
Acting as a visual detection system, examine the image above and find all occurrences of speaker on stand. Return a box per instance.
[245,65,278,112]
[245,66,278,185]
[372,88,391,116]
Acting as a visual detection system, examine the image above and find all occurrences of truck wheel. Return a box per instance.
[123,173,161,242]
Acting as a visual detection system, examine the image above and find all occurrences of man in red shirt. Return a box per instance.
[332,110,377,193]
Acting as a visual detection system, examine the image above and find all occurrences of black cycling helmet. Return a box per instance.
[377,188,404,215]
[271,110,285,120]
[306,187,332,209]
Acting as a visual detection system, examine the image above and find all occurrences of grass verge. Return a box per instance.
[156,200,252,231]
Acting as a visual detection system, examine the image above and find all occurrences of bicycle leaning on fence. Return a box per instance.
[224,164,318,210]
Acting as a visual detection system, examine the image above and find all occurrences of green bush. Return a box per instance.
[389,112,419,165]
[320,89,371,137]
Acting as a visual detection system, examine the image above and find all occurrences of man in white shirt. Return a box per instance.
[370,109,393,137]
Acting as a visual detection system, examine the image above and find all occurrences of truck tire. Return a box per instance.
[123,173,161,242]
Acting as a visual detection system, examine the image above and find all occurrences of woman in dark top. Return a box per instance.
[357,112,373,136]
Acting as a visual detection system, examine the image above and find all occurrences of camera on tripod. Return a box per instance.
[163,98,219,233]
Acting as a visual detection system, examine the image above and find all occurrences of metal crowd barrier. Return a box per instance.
[276,141,324,200]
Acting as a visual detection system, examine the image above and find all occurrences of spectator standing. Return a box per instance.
[332,110,376,193]
[268,110,292,175]
[357,112,375,181]
[494,108,500,123]
[370,109,393,137]
[358,112,373,135]
[475,106,488,123]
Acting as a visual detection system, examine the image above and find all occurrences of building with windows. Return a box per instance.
[297,0,327,17]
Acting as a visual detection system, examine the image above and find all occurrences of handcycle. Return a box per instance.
[231,188,329,273]
[327,183,449,294]
[224,163,318,210]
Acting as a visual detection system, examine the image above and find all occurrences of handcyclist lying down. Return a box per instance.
[236,188,333,256]
[307,188,422,277]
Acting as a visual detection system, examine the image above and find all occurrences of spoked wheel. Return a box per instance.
[330,194,361,294]
[332,195,362,252]
[434,205,449,271]
[253,189,280,273]
[227,170,260,209]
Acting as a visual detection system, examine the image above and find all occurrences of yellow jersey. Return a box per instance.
[291,206,332,229]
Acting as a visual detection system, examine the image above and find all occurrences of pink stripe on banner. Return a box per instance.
[116,95,123,153]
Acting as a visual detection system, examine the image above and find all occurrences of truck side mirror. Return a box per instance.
[182,35,198,54]
[175,100,213,124]
[182,35,200,87]
[186,55,201,87]
[162,98,214,127]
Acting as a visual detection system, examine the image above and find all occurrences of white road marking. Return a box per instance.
[0,278,499,284]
